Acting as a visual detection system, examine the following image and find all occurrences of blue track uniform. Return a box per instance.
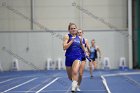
[89,47,97,61]
[65,34,82,66]
[79,38,91,62]
[80,38,86,61]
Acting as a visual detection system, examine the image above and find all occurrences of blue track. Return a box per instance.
[0,70,140,93]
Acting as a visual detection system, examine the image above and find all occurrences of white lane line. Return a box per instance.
[25,77,53,93]
[124,75,140,87]
[5,89,105,92]
[44,89,105,91]
[1,78,37,93]
[26,72,62,93]
[103,72,140,77]
[65,85,71,93]
[0,78,15,84]
[0,75,36,84]
[36,77,59,93]
[0,75,19,79]
[101,76,111,93]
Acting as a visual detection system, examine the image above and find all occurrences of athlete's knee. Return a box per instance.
[72,63,80,75]
[72,68,79,76]
[73,70,78,75]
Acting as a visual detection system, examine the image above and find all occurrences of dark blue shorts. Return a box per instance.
[65,55,82,67]
[90,57,96,62]
[81,56,86,61]
[81,53,86,61]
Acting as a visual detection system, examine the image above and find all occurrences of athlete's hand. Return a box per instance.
[85,54,91,62]
[71,37,75,42]
[85,51,89,57]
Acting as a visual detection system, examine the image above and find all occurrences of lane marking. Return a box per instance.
[65,85,71,93]
[0,78,15,84]
[0,75,36,84]
[25,77,53,93]
[1,78,37,93]
[3,89,105,92]
[36,77,59,93]
[103,72,140,77]
[101,76,111,93]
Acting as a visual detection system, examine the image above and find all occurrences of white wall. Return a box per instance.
[84,30,129,69]
[0,30,129,70]
[80,0,127,30]
[0,0,130,70]
[0,0,127,31]
[33,0,80,30]
[0,0,31,31]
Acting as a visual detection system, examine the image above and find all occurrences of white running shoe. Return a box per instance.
[76,85,81,92]
[71,81,78,92]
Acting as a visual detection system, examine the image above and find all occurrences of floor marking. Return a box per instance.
[36,77,59,93]
[1,78,37,93]
[101,76,111,93]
